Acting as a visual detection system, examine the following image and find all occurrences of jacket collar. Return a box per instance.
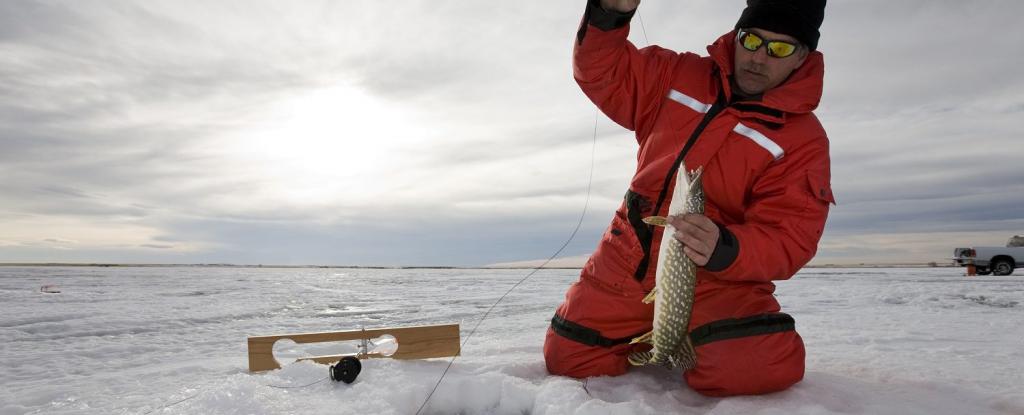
[707,31,825,124]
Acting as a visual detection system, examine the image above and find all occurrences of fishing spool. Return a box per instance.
[329,328,370,384]
[329,356,361,384]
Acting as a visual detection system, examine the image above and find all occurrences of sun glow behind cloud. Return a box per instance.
[223,83,430,211]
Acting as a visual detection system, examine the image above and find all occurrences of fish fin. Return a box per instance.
[687,167,705,191]
[641,288,657,304]
[688,166,704,182]
[629,330,653,345]
[642,216,668,227]
[627,351,653,366]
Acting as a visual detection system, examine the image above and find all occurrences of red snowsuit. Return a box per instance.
[544,8,835,397]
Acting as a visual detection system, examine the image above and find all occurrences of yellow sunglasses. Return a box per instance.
[737,29,800,58]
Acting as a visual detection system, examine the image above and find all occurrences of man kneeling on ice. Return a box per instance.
[545,0,835,396]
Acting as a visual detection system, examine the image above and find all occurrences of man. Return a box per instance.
[544,0,834,396]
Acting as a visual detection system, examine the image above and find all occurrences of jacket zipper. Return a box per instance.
[632,87,727,282]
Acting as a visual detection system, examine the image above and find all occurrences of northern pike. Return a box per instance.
[627,164,704,370]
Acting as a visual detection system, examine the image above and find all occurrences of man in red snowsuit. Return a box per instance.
[544,0,835,396]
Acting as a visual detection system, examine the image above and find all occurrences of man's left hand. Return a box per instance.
[668,214,720,267]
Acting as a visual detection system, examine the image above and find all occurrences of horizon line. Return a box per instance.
[0,262,958,269]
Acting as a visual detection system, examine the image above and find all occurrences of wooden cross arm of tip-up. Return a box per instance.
[247,323,461,372]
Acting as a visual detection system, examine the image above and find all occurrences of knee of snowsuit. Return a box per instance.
[543,272,805,397]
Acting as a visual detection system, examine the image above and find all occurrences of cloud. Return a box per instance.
[139,244,175,249]
[0,0,1022,265]
[813,228,1024,265]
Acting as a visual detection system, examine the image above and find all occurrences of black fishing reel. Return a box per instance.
[329,356,362,384]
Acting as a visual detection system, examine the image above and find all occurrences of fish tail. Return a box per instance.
[677,337,698,371]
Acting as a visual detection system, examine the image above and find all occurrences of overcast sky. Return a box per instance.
[1,0,1022,266]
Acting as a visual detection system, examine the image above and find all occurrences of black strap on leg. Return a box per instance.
[550,314,645,348]
[551,312,795,349]
[688,312,796,347]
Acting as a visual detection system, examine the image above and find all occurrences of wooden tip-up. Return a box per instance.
[247,323,461,372]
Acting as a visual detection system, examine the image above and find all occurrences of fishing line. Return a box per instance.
[148,8,654,414]
[141,393,201,415]
[142,376,332,414]
[414,8,653,414]
[144,113,595,414]
[414,109,599,415]
[637,10,651,46]
[265,376,330,389]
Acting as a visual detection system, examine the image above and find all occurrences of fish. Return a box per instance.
[627,164,704,370]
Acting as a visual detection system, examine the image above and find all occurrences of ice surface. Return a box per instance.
[1,266,1022,414]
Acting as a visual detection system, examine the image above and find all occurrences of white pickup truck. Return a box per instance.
[952,246,1022,276]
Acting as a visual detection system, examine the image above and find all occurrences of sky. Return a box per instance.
[1,0,1022,267]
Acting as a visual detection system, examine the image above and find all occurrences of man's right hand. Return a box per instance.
[600,0,639,13]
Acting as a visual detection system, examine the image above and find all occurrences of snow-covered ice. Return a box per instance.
[1,266,1022,414]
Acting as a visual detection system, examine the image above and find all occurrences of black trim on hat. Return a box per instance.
[735,0,825,51]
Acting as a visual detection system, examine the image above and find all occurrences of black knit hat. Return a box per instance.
[735,0,826,51]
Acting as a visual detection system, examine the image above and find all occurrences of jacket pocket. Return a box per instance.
[806,170,836,206]
[589,207,644,292]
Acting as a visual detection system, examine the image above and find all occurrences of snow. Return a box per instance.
[1,266,1022,414]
